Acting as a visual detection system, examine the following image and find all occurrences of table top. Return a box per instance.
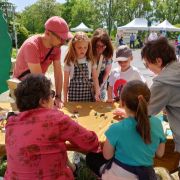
[63,102,119,141]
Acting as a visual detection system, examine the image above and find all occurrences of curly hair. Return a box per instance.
[91,28,113,59]
[14,74,52,112]
[141,37,177,67]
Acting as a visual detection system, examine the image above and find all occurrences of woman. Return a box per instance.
[141,37,180,179]
[4,74,100,180]
[91,28,113,101]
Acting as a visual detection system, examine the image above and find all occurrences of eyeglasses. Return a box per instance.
[96,44,106,49]
[49,31,66,44]
[50,90,55,98]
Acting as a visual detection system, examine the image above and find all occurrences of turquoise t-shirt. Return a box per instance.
[105,116,166,166]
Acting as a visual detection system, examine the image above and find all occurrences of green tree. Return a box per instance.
[61,0,76,25]
[16,24,29,47]
[19,0,63,34]
[153,0,180,24]
[92,0,152,35]
[70,0,96,29]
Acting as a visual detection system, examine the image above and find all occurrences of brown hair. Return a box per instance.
[141,37,177,67]
[64,31,94,66]
[121,80,151,144]
[91,28,113,59]
[15,74,52,112]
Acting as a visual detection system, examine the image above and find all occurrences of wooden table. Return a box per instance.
[63,102,119,142]
[0,102,11,157]
[0,102,179,173]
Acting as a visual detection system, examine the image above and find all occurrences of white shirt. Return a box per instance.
[108,66,146,97]
[64,57,97,79]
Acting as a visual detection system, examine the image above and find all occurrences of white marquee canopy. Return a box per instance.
[150,20,180,32]
[117,18,180,32]
[71,22,93,32]
[117,18,148,31]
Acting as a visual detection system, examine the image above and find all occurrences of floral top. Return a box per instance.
[4,108,99,180]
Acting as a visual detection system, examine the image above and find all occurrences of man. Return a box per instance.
[13,16,73,107]
[130,33,135,49]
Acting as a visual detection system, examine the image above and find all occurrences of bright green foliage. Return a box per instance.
[0,158,7,176]
[3,0,180,40]
[20,0,63,33]
[153,0,180,24]
[16,25,29,47]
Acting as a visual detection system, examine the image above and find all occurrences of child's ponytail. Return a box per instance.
[121,80,151,144]
[136,95,151,144]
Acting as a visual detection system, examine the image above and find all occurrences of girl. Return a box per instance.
[64,31,100,102]
[91,28,113,101]
[86,80,166,180]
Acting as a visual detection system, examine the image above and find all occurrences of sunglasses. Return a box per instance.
[50,90,55,98]
[49,31,67,44]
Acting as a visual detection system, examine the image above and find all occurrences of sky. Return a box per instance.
[9,0,66,12]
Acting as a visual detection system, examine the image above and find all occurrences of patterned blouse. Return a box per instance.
[4,108,99,180]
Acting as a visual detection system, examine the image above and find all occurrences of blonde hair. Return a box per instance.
[64,31,94,66]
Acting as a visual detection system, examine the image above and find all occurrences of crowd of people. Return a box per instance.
[4,15,180,179]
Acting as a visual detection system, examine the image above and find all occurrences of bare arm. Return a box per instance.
[156,143,165,158]
[92,68,100,100]
[107,85,113,102]
[27,63,42,74]
[103,139,115,160]
[53,60,63,98]
[63,71,70,102]
[102,63,112,85]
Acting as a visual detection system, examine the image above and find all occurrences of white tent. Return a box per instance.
[150,20,180,32]
[71,22,93,32]
[117,18,148,31]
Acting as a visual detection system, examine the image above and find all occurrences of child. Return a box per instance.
[86,80,166,179]
[91,28,113,101]
[64,31,100,102]
[107,45,145,102]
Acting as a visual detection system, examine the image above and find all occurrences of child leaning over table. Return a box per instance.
[107,45,146,102]
[64,31,100,102]
[86,80,166,180]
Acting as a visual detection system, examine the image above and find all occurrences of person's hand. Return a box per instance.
[95,92,100,101]
[54,97,64,109]
[95,88,100,101]
[113,108,126,117]
[106,99,114,103]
